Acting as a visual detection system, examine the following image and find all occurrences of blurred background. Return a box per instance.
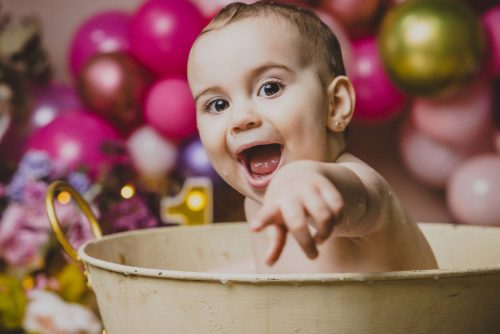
[0,0,498,333]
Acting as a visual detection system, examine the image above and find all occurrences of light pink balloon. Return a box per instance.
[400,121,471,188]
[127,126,177,178]
[143,76,197,141]
[447,154,500,226]
[482,6,500,76]
[412,78,494,150]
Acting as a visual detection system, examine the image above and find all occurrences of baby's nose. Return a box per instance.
[230,106,262,134]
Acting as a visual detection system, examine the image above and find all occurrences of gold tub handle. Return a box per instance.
[45,180,103,261]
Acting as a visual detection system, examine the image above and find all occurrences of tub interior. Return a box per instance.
[83,223,500,272]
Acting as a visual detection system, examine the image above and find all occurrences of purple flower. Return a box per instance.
[67,172,91,194]
[6,173,27,202]
[105,196,158,232]
[18,150,52,180]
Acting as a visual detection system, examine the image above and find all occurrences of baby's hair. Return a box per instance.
[201,1,346,81]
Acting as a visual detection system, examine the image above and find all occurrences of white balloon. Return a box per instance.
[127,126,177,178]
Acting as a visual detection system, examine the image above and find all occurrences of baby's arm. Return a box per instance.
[250,158,390,265]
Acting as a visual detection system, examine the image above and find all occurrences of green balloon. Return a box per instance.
[378,0,486,97]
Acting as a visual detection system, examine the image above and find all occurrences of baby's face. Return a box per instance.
[188,17,333,202]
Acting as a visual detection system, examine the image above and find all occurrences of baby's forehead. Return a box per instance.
[189,16,316,71]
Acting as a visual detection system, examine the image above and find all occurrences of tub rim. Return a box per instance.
[78,222,500,284]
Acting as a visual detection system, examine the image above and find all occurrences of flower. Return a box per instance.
[0,204,49,269]
[23,289,101,334]
[104,195,159,232]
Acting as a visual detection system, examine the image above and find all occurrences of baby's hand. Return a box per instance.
[250,160,343,265]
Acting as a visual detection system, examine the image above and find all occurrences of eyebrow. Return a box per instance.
[194,62,293,103]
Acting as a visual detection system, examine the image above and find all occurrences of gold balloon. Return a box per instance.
[378,0,486,97]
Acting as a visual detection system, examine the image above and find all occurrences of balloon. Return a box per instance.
[129,0,205,75]
[177,136,219,180]
[411,77,494,150]
[378,0,487,97]
[447,154,500,226]
[321,0,382,38]
[494,131,500,153]
[77,52,152,133]
[399,120,471,188]
[68,11,131,77]
[143,76,197,141]
[482,6,500,76]
[25,112,123,177]
[29,83,82,132]
[127,126,177,178]
[190,0,253,19]
[313,9,355,77]
[351,37,407,122]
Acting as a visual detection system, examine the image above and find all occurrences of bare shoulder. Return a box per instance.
[336,153,392,222]
[336,153,388,188]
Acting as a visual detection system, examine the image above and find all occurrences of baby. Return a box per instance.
[187,1,437,274]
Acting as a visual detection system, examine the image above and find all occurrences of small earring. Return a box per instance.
[335,121,344,130]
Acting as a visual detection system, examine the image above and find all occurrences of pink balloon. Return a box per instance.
[77,52,152,134]
[29,83,82,131]
[495,131,500,153]
[321,0,381,38]
[447,154,500,226]
[412,77,494,150]
[129,0,205,76]
[190,0,254,19]
[352,37,407,122]
[68,11,131,78]
[25,112,123,177]
[400,120,472,188]
[483,6,500,76]
[127,126,177,178]
[143,76,197,141]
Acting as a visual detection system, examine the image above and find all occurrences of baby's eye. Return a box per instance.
[257,81,283,97]
[206,98,229,113]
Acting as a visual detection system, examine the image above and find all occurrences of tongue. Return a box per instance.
[248,145,281,175]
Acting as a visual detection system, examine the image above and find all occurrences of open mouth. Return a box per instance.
[237,143,283,188]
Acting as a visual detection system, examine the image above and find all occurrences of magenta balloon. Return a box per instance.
[143,76,197,141]
[69,11,131,77]
[447,154,500,226]
[351,37,407,122]
[483,6,500,76]
[129,0,205,76]
[25,112,123,177]
[412,78,494,150]
[399,121,471,188]
[29,83,82,131]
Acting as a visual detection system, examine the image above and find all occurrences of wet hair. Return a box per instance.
[200,1,346,81]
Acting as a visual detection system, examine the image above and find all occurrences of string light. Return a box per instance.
[120,184,136,199]
[57,191,71,205]
[186,190,206,211]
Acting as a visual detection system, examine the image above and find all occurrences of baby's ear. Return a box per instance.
[326,76,356,133]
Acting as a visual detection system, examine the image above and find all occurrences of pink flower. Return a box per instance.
[0,204,49,269]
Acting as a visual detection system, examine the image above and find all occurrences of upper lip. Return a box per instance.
[235,141,281,159]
